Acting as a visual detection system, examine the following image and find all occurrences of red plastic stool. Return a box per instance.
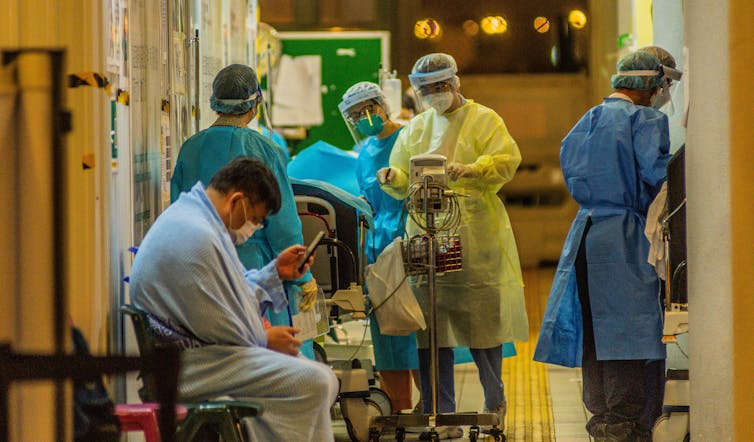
[115,403,189,442]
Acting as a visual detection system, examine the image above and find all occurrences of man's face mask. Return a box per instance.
[423,92,454,114]
[229,197,263,245]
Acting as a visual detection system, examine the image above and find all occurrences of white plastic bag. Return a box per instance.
[365,238,426,335]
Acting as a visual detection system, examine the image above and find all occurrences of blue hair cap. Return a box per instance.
[611,51,663,90]
[210,64,261,115]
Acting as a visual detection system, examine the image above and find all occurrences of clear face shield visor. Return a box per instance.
[338,91,388,150]
[654,65,683,114]
[617,65,683,113]
[255,87,277,140]
[408,67,457,113]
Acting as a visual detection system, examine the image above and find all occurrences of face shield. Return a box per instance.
[652,65,683,114]
[408,67,457,114]
[613,64,683,113]
[338,87,388,150]
[255,87,276,140]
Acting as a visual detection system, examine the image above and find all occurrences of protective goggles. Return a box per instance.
[343,102,379,124]
[415,81,453,96]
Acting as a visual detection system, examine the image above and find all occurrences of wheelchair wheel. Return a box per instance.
[345,399,383,442]
[368,387,393,416]
[313,341,328,364]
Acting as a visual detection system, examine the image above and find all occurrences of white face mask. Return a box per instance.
[423,92,454,114]
[231,220,262,245]
[229,198,263,245]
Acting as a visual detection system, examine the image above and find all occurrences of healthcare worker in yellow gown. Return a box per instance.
[379,53,528,433]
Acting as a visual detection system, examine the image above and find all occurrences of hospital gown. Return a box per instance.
[171,125,314,357]
[130,183,338,441]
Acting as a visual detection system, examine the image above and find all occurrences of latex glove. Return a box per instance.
[447,162,478,181]
[299,278,319,311]
[376,167,395,185]
[276,245,312,281]
[266,326,302,356]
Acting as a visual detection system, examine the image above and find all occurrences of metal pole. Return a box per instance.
[266,43,273,131]
[424,176,439,423]
[193,29,200,132]
[428,233,438,418]
[358,214,368,286]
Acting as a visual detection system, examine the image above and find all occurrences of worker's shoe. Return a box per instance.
[592,422,644,442]
[590,423,609,442]
[481,400,507,434]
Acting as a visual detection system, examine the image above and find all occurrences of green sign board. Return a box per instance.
[277,31,389,153]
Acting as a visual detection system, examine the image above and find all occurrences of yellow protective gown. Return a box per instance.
[382,99,528,349]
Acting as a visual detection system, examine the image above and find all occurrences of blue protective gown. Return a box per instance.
[287,140,361,196]
[356,128,419,371]
[130,183,338,441]
[171,125,313,357]
[534,96,670,367]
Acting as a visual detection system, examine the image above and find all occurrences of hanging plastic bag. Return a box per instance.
[366,238,426,335]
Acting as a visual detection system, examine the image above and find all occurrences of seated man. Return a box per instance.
[129,157,338,441]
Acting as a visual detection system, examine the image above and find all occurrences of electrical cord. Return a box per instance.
[674,340,689,359]
[367,273,410,315]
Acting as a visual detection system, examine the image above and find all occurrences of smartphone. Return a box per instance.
[299,231,326,272]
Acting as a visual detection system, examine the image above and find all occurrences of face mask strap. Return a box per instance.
[240,197,249,225]
[365,108,373,126]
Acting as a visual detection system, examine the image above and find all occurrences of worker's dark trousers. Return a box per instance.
[575,217,647,438]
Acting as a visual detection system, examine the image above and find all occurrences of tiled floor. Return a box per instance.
[333,267,593,441]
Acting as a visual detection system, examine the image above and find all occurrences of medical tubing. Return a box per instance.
[663,198,686,224]
[670,260,688,304]
[404,182,462,233]
[674,341,689,359]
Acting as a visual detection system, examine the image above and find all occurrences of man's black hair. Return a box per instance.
[208,157,281,214]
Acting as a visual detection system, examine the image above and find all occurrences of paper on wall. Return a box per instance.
[271,54,323,127]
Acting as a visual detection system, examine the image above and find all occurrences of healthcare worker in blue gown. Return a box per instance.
[534,50,679,442]
[339,81,420,412]
[171,64,318,359]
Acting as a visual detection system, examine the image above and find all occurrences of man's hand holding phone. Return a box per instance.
[275,232,325,280]
[276,245,313,280]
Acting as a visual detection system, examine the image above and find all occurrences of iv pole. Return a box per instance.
[368,161,503,442]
